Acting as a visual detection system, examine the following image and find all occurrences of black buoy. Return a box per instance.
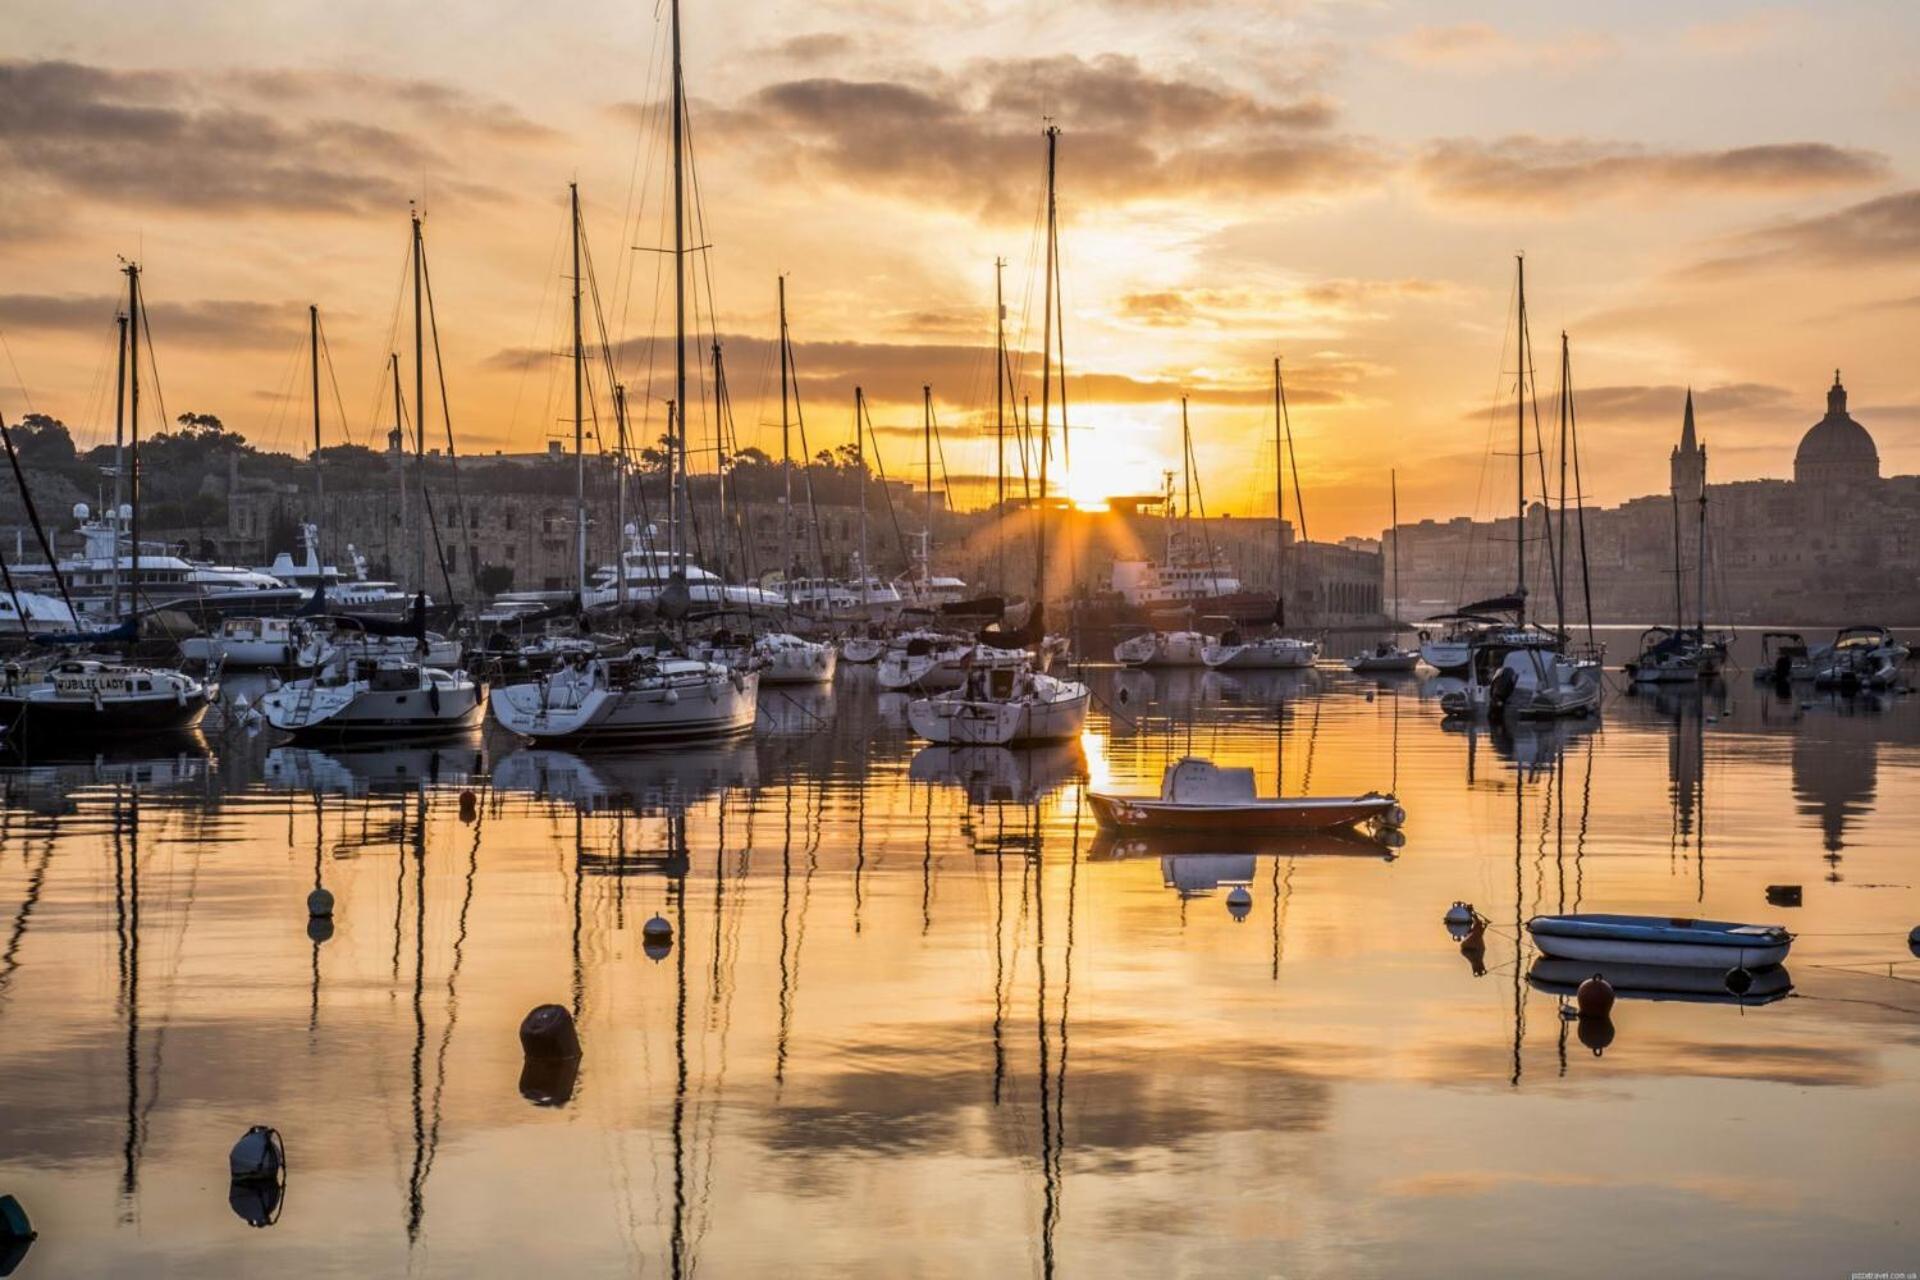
[1226,886,1252,922]
[307,887,334,918]
[1908,924,1920,960]
[459,789,478,824]
[0,1194,35,1277]
[306,916,335,945]
[642,913,674,962]
[227,1126,287,1229]
[1576,1014,1615,1057]
[1724,966,1755,996]
[1576,973,1616,1018]
[519,1055,581,1107]
[519,1004,581,1061]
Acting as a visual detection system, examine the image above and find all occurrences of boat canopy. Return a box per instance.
[1160,758,1257,803]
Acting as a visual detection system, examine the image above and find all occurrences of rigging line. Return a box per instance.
[862,394,911,574]
[418,237,479,604]
[0,411,78,617]
[315,314,358,452]
[1276,359,1309,543]
[1523,307,1563,625]
[0,328,40,418]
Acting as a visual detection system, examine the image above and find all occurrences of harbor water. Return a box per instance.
[0,646,1915,1276]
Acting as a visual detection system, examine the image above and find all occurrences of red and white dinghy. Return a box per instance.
[1088,758,1406,836]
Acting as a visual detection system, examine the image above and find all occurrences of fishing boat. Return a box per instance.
[259,656,483,739]
[180,615,331,670]
[0,657,212,737]
[1525,913,1792,969]
[1088,757,1404,836]
[905,656,1088,746]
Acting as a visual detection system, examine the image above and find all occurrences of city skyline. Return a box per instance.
[3,1,1917,540]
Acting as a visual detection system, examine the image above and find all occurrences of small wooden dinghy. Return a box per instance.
[1526,913,1792,970]
[1088,757,1404,836]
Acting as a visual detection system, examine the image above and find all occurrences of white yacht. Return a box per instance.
[579,524,786,611]
[1202,627,1317,670]
[0,657,213,737]
[0,588,80,635]
[180,615,332,669]
[491,649,759,745]
[907,658,1089,746]
[259,656,482,738]
[1115,629,1214,668]
[752,632,837,685]
[23,504,301,620]
[258,524,417,614]
[1440,630,1600,720]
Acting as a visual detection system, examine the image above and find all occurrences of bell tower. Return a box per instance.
[1670,388,1705,504]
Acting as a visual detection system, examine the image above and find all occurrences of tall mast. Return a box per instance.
[1274,356,1284,626]
[1036,124,1058,613]
[571,183,587,600]
[390,352,404,580]
[111,309,127,619]
[1181,399,1192,525]
[779,276,792,580]
[614,383,629,609]
[126,264,141,619]
[669,0,687,566]
[310,304,324,568]
[855,387,868,606]
[922,382,933,588]
[412,207,426,593]
[1670,490,1684,634]
[1696,440,1708,639]
[1513,254,1527,625]
[994,257,1006,593]
[1556,331,1569,635]
[1390,469,1400,635]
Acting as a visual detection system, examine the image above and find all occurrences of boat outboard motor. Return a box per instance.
[1487,665,1519,716]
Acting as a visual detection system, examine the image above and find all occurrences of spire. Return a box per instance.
[1679,387,1697,453]
[1828,369,1847,416]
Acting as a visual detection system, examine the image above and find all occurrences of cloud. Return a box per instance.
[711,54,1383,213]
[486,331,1351,419]
[763,32,859,63]
[1116,279,1448,329]
[0,59,550,217]
[1418,136,1889,210]
[1460,381,1797,426]
[1679,9,1798,56]
[0,293,309,349]
[1387,24,1618,72]
[1684,189,1920,277]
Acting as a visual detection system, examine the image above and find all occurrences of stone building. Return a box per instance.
[1392,373,1920,625]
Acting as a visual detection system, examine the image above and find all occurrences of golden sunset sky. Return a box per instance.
[2,1,1916,539]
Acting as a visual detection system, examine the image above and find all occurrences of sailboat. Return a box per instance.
[1628,393,1716,683]
[1348,470,1419,672]
[0,263,213,739]
[492,79,758,744]
[1203,367,1319,670]
[1440,259,1599,721]
[1118,401,1223,667]
[908,126,1088,748]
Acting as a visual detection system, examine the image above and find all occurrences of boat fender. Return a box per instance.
[307,888,334,919]
[1576,974,1615,1017]
[1381,804,1407,829]
[664,688,679,706]
[1443,901,1477,932]
[1723,966,1754,996]
[459,790,478,824]
[518,1004,582,1062]
[429,683,441,714]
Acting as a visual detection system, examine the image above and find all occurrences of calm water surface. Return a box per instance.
[1,643,1917,1277]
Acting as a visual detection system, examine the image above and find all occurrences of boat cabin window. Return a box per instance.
[136,679,151,692]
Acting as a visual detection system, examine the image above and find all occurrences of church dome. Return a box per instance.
[1794,371,1878,487]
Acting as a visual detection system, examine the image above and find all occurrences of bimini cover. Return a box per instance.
[1160,758,1258,803]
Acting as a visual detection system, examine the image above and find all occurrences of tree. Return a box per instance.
[476,563,515,596]
[11,413,77,467]
[175,411,228,435]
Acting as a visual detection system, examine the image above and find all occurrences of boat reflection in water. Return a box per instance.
[1528,957,1794,1008]
[908,740,1085,805]
[490,740,759,814]
[0,733,211,811]
[260,741,484,795]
